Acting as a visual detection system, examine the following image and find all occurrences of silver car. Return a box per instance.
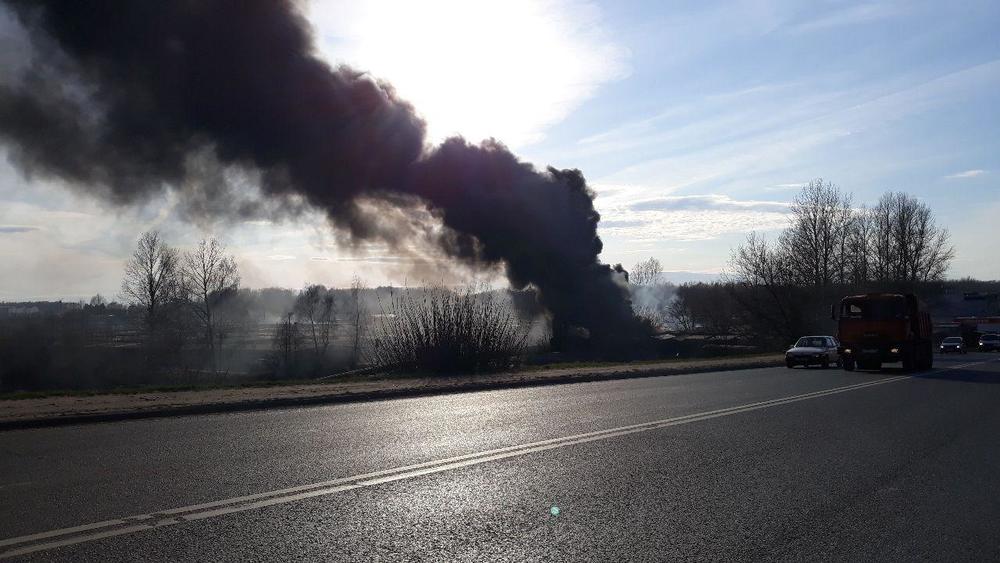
[786,336,841,368]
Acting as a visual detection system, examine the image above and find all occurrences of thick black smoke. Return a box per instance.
[0,0,650,353]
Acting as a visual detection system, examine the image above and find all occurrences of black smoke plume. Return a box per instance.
[0,0,650,354]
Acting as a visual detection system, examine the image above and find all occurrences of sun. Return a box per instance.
[308,0,626,148]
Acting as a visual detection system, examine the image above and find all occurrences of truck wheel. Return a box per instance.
[843,359,855,371]
[902,349,915,372]
[821,359,830,369]
[925,343,934,369]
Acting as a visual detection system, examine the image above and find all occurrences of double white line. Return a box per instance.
[2,361,990,558]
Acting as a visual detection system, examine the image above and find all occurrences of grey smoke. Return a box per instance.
[0,0,650,352]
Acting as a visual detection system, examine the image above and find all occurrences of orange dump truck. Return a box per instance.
[835,293,934,372]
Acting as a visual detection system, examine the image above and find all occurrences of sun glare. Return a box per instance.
[309,0,626,148]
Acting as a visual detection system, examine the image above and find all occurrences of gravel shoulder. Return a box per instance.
[0,355,783,430]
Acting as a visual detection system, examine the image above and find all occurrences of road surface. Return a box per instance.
[2,353,1000,561]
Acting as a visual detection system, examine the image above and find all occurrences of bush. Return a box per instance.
[369,286,527,374]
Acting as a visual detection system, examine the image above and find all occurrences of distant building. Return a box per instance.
[0,301,82,318]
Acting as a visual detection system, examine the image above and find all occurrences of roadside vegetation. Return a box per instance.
[1,180,995,393]
[632,180,995,351]
[368,285,529,374]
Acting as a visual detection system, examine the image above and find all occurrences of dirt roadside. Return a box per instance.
[0,355,784,430]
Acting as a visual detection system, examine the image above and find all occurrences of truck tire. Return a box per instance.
[925,342,934,369]
[843,359,855,371]
[902,349,915,372]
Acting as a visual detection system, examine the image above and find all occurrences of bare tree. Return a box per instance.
[349,275,366,368]
[121,231,180,329]
[872,192,954,283]
[270,312,302,379]
[182,238,240,369]
[665,296,697,332]
[630,257,663,286]
[294,284,335,359]
[728,231,797,340]
[778,179,853,287]
[730,232,790,287]
[844,205,874,285]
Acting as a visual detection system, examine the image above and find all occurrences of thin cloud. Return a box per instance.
[765,182,808,191]
[595,59,1000,194]
[945,169,986,179]
[599,219,647,228]
[630,195,788,213]
[786,3,901,34]
[0,225,40,234]
[598,194,790,242]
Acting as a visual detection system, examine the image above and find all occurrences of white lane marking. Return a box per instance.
[2,358,996,558]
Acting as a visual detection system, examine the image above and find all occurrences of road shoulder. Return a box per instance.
[0,355,783,430]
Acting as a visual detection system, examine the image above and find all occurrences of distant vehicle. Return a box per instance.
[939,336,966,354]
[980,333,1000,352]
[786,336,840,369]
[834,293,933,372]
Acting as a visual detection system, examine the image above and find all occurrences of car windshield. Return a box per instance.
[983,334,1000,341]
[841,298,907,320]
[943,337,963,343]
[796,337,827,348]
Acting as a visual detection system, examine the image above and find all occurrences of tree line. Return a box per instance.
[121,232,240,371]
[121,231,374,379]
[731,179,954,288]
[0,232,374,391]
[631,180,961,347]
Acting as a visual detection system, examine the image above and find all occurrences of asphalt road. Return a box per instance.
[2,353,1000,561]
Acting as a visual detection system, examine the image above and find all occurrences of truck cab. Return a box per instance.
[835,293,933,372]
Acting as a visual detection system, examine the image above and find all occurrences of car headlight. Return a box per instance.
[843,348,852,354]
[890,347,900,354]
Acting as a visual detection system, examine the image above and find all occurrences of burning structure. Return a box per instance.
[0,0,651,356]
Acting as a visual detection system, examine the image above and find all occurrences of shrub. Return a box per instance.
[369,286,527,374]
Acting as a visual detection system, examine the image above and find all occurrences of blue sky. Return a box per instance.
[0,0,998,300]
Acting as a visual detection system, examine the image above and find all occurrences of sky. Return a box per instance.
[0,0,998,300]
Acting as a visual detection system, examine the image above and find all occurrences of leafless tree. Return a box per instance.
[871,191,954,282]
[844,205,874,285]
[349,275,366,368]
[778,179,854,287]
[121,231,181,328]
[728,231,796,339]
[630,257,663,286]
[182,238,240,368]
[730,232,790,287]
[270,312,302,379]
[294,284,335,359]
[665,297,696,332]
